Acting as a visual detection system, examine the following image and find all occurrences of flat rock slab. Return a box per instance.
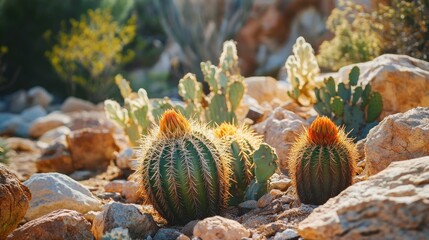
[298,156,429,240]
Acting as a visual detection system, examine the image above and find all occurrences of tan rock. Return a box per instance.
[104,180,125,194]
[245,76,288,104]
[7,209,93,240]
[29,112,71,138]
[298,156,429,240]
[92,202,158,240]
[66,128,119,171]
[0,166,31,239]
[36,142,74,174]
[253,107,308,173]
[365,107,429,176]
[257,189,283,208]
[122,180,142,203]
[39,126,71,143]
[61,97,97,113]
[193,216,250,240]
[338,54,429,118]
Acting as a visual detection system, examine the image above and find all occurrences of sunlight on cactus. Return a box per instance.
[286,36,322,106]
[137,110,231,224]
[289,116,358,205]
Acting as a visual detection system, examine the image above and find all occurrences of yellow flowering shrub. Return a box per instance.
[47,9,136,101]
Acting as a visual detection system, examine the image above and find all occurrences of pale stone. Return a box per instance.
[24,173,102,221]
[253,107,308,173]
[27,86,53,109]
[245,76,288,104]
[338,54,429,118]
[29,113,71,138]
[193,216,250,240]
[298,156,429,239]
[365,107,429,176]
[38,126,71,143]
[61,97,97,113]
[92,202,158,240]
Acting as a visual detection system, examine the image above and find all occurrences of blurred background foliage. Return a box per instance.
[0,0,427,102]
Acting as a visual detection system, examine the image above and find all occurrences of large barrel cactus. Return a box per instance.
[137,110,231,224]
[289,116,358,205]
[214,123,262,205]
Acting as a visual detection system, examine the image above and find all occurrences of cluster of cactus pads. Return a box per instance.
[314,66,383,141]
[137,111,278,224]
[289,116,358,205]
[105,41,245,145]
[286,37,322,106]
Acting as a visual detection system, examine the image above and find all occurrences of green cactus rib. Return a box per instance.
[140,131,228,224]
[294,144,354,205]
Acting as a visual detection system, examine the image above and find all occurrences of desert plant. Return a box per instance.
[214,123,262,204]
[137,110,231,224]
[154,0,253,75]
[47,9,136,101]
[0,138,9,165]
[244,143,278,201]
[289,116,358,205]
[177,41,246,126]
[317,1,382,71]
[286,37,322,106]
[314,66,382,141]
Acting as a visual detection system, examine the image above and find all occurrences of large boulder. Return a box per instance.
[7,209,93,240]
[66,128,119,171]
[338,54,429,118]
[0,166,32,239]
[253,107,308,173]
[29,113,71,138]
[298,156,429,239]
[244,76,288,104]
[92,202,158,240]
[365,107,429,176]
[193,216,250,240]
[23,173,102,220]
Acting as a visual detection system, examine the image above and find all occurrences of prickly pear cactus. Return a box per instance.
[286,37,322,106]
[289,116,358,205]
[314,66,383,141]
[137,110,231,224]
[105,75,154,145]
[244,143,278,201]
[214,123,262,205]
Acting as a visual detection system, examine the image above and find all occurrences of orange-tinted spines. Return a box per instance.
[159,110,190,137]
[214,123,238,138]
[307,116,339,145]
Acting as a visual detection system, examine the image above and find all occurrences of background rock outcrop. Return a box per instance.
[365,107,429,176]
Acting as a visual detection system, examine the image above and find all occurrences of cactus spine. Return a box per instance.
[137,110,231,224]
[289,116,358,205]
[214,123,262,204]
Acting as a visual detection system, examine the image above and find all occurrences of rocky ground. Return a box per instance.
[1,54,429,240]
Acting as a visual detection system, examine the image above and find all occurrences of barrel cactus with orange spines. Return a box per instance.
[214,123,262,205]
[289,116,358,205]
[137,110,231,224]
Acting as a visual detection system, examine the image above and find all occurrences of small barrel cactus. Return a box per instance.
[214,123,262,205]
[137,110,231,224]
[289,116,358,205]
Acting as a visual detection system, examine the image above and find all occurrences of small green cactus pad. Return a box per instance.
[206,94,236,126]
[228,80,245,111]
[178,73,203,101]
[253,143,278,183]
[367,92,383,122]
[244,180,269,201]
[349,66,360,86]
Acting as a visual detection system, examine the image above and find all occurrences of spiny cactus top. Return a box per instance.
[137,110,231,224]
[289,116,358,205]
[214,123,262,205]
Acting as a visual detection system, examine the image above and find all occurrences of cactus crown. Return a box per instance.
[214,123,238,138]
[159,110,191,138]
[308,116,339,145]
